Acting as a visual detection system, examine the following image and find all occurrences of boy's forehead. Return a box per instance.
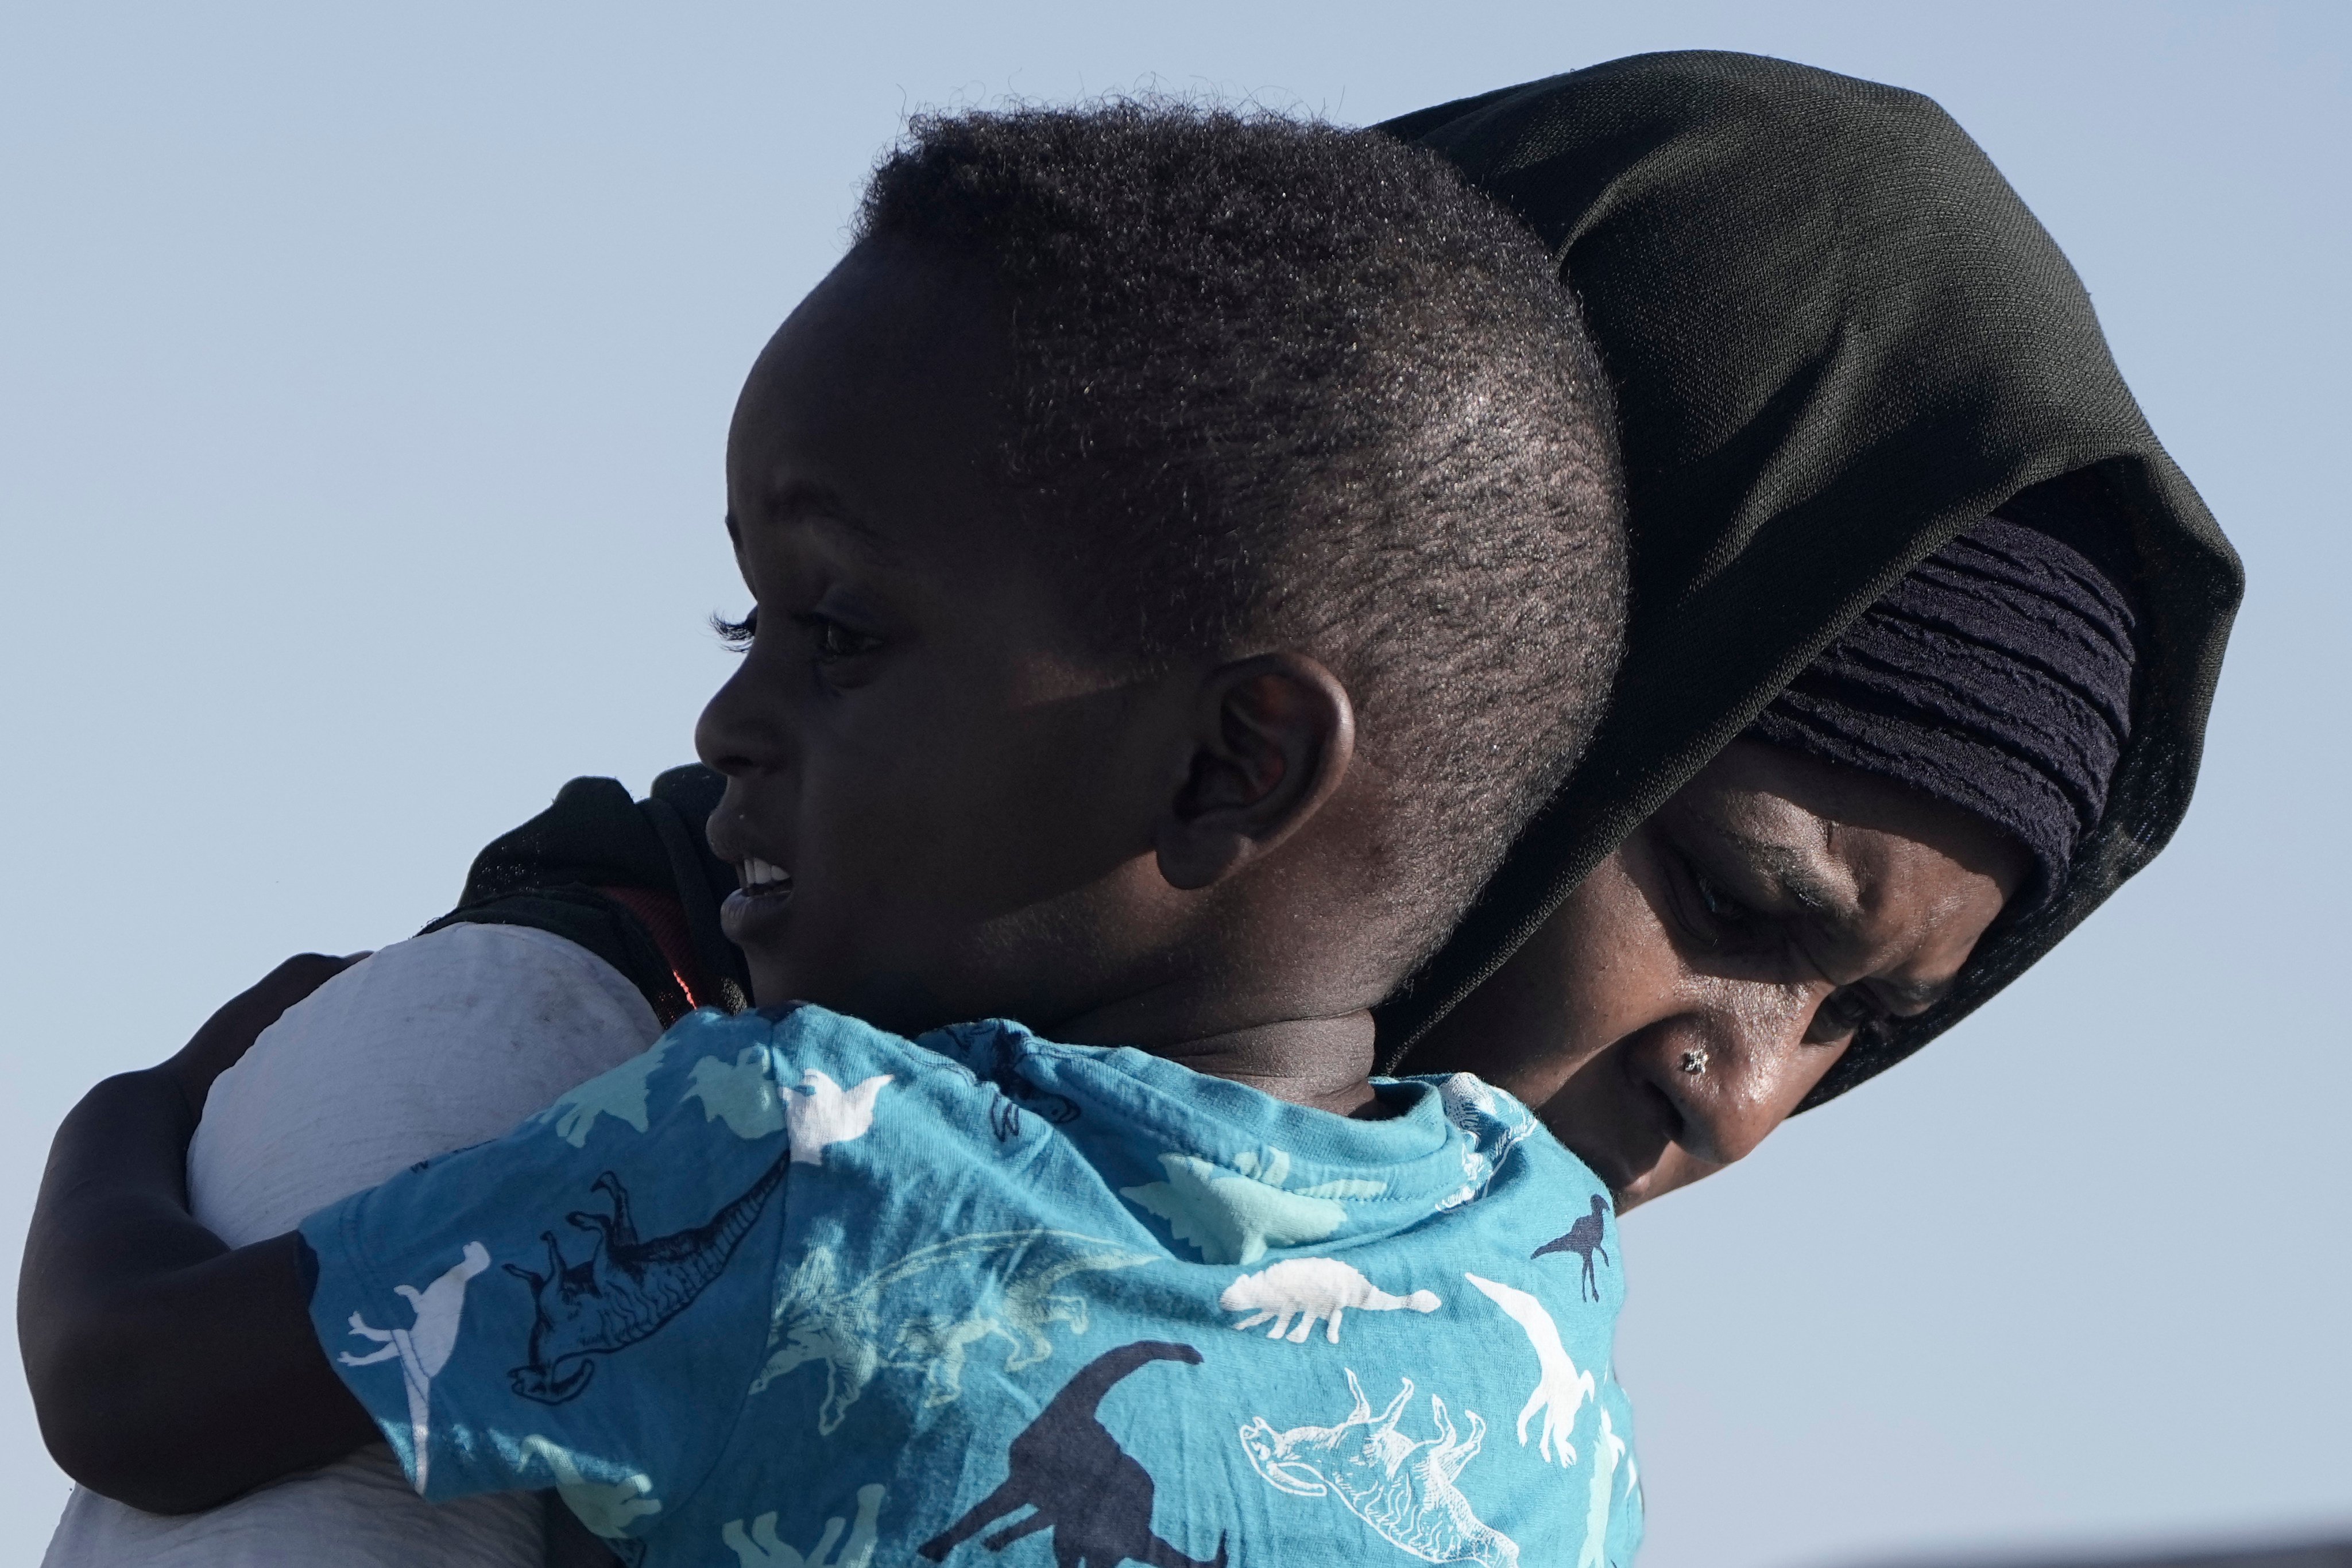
[727,246,1011,545]
[741,245,1003,424]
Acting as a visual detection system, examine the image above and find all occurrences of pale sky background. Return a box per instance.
[2,3,2345,1565]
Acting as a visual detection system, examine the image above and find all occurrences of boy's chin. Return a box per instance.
[742,954,957,1037]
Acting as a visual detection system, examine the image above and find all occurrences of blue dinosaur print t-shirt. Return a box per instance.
[300,1004,1645,1568]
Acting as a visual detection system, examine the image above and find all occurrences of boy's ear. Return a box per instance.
[1155,652,1355,892]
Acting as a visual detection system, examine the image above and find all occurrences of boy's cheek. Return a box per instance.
[813,745,1094,908]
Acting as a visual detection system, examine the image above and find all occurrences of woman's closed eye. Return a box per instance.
[1811,984,1887,1043]
[1670,852,1768,951]
[1692,865,1751,927]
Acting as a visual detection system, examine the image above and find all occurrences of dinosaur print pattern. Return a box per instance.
[723,1484,885,1567]
[336,1241,490,1492]
[920,1341,1228,1568]
[937,1026,1084,1140]
[1463,1273,1595,1468]
[1239,1368,1519,1567]
[751,1229,1158,1433]
[686,1048,777,1137]
[783,1070,892,1162]
[541,1040,674,1148]
[1122,1145,1383,1264]
[506,1156,788,1402]
[686,1049,893,1156]
[519,1433,663,1540]
[507,1060,888,1401]
[1579,1408,1627,1568]
[1432,1077,1538,1213]
[1531,1195,1613,1301]
[1220,1258,1441,1345]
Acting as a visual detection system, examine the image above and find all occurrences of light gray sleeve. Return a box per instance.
[40,921,665,1568]
[191,921,665,1245]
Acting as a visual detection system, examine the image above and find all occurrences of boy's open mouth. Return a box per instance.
[737,856,791,894]
[719,856,794,946]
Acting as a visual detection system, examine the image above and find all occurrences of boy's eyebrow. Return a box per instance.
[764,480,900,558]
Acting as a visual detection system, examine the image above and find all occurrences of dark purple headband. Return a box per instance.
[1744,516,2138,903]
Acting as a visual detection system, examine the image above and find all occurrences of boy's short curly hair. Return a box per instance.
[858,102,1626,962]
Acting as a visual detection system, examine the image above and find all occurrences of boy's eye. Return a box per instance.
[795,613,881,664]
[714,607,759,650]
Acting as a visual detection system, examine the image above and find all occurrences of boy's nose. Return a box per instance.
[695,655,787,778]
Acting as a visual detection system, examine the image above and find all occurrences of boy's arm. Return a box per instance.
[19,957,380,1513]
[34,989,803,1540]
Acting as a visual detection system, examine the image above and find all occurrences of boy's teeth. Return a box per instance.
[740,857,790,889]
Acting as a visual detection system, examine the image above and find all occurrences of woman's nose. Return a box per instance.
[1639,982,1829,1167]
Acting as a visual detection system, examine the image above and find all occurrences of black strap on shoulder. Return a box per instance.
[424,768,749,1021]
[643,764,748,1004]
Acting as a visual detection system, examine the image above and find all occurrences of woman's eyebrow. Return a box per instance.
[1739,835,1863,925]
[1878,977,1948,1012]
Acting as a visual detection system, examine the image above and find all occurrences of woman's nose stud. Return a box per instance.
[1679,1047,1709,1076]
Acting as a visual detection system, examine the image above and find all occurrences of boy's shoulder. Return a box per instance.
[525,1002,962,1141]
[564,1002,1082,1159]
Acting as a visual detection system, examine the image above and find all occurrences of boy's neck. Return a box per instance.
[1053,1002,1385,1119]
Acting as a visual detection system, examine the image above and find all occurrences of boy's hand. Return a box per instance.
[158,952,368,1121]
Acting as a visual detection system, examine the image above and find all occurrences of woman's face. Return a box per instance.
[1415,741,2032,1211]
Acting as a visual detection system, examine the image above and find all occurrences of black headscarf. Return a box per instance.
[1375,51,2243,1107]
[1748,512,2140,905]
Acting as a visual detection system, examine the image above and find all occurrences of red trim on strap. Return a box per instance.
[595,884,715,1020]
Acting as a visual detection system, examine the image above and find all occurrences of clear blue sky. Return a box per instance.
[2,3,2344,1563]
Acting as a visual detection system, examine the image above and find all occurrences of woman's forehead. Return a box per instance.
[1699,741,2032,891]
[1679,748,2021,981]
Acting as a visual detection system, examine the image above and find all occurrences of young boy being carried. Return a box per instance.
[26,104,1635,1566]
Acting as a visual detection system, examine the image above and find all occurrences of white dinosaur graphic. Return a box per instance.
[688,1047,787,1138]
[785,1070,891,1162]
[1463,1273,1594,1467]
[1580,1406,1627,1568]
[722,1483,885,1567]
[1239,1369,1519,1567]
[541,1039,672,1147]
[336,1241,490,1491]
[518,1433,662,1540]
[750,1229,1156,1433]
[1220,1257,1441,1344]
[1122,1145,1383,1264]
[686,1048,892,1162]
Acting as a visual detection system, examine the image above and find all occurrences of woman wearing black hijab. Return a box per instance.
[1377,51,2242,1205]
